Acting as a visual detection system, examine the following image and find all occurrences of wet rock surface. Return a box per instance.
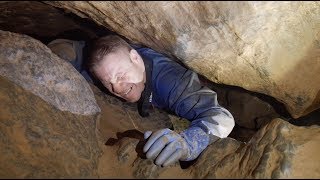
[0,76,102,178]
[0,30,100,115]
[46,1,320,119]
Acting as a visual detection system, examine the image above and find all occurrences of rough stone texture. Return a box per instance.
[290,108,320,127]
[0,76,102,178]
[46,1,320,118]
[0,30,100,115]
[0,1,98,41]
[192,118,320,178]
[96,116,320,178]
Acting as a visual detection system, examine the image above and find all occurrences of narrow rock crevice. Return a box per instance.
[1,1,319,178]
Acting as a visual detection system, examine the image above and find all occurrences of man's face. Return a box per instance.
[93,49,146,103]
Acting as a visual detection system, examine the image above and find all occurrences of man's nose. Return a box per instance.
[111,82,125,95]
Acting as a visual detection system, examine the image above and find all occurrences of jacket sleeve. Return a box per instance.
[153,58,235,144]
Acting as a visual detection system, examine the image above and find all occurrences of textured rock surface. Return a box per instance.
[46,1,320,118]
[192,118,320,178]
[96,116,320,178]
[0,30,100,115]
[0,76,101,178]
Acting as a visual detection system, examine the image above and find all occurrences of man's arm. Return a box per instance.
[156,67,235,160]
[167,69,234,139]
[151,57,235,140]
[142,49,234,166]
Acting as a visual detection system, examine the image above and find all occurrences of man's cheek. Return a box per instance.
[131,92,141,103]
[129,72,143,83]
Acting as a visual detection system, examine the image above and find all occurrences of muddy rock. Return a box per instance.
[0,30,100,115]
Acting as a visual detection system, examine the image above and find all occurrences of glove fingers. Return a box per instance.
[146,134,170,159]
[155,141,178,166]
[162,149,183,167]
[144,131,152,140]
[143,128,170,153]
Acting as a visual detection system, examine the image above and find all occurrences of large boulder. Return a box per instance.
[0,76,101,178]
[46,1,320,118]
[0,30,100,115]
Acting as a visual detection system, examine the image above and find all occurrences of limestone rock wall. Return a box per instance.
[0,30,100,115]
[46,1,320,118]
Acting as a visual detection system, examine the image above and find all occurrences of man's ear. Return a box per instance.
[129,49,142,64]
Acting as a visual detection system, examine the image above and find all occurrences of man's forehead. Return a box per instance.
[98,51,128,77]
[102,50,129,66]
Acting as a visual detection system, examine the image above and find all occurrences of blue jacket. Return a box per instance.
[136,47,235,160]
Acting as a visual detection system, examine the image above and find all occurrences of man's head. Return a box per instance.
[89,35,146,103]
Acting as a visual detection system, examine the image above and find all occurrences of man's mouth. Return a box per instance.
[124,85,133,96]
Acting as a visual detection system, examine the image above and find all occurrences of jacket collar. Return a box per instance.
[137,49,153,117]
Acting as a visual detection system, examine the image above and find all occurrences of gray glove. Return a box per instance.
[143,127,210,167]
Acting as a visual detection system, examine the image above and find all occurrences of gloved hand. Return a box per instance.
[143,127,210,167]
